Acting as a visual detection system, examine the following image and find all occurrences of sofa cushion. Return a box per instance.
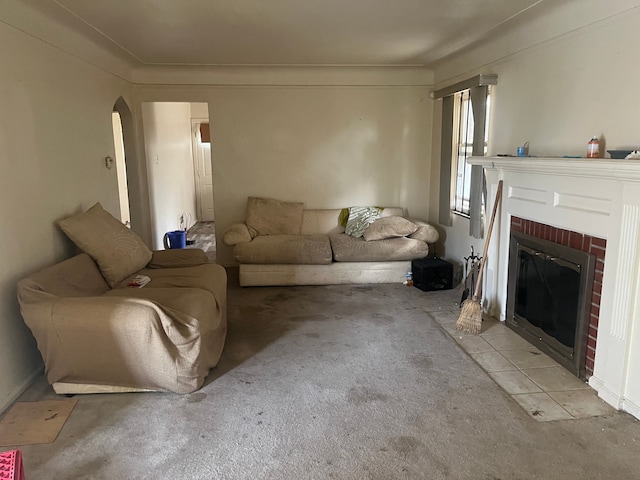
[245,197,304,237]
[234,235,332,265]
[363,216,418,241]
[330,234,429,262]
[57,203,152,287]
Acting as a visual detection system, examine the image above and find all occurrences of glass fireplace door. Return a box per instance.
[507,232,595,379]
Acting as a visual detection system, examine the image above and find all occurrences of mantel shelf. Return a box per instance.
[469,156,640,182]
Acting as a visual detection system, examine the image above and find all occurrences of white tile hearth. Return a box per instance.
[482,332,533,351]
[469,351,515,372]
[500,348,561,369]
[433,311,615,422]
[452,335,494,354]
[522,366,590,393]
[488,370,542,395]
[511,393,574,421]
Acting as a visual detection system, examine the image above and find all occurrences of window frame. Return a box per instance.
[435,75,495,239]
[451,89,491,218]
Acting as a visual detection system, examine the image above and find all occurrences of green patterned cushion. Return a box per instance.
[345,206,383,238]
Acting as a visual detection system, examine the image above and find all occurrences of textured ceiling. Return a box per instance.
[40,0,548,66]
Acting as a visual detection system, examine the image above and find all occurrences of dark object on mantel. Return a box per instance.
[412,257,453,292]
[607,149,634,159]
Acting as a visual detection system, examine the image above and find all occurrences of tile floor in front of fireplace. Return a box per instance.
[430,308,615,422]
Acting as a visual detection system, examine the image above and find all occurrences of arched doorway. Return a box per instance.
[111,110,130,226]
[112,97,152,245]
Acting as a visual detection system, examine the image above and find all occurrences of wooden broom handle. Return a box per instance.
[472,180,503,299]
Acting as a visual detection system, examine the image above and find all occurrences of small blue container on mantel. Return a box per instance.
[517,142,529,157]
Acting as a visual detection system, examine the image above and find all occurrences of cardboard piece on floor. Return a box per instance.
[0,398,78,446]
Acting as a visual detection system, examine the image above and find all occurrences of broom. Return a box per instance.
[456,180,503,334]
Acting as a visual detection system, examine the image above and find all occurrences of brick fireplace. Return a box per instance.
[469,155,640,420]
[509,216,606,377]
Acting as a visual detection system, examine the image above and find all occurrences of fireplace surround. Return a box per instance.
[469,155,640,419]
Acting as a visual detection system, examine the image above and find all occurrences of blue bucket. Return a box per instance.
[163,230,186,249]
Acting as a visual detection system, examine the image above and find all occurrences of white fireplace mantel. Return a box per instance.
[470,156,640,419]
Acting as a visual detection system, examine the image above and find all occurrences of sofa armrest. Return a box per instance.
[222,222,253,246]
[406,218,439,244]
[148,248,209,268]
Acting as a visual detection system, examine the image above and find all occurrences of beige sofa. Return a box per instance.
[17,203,227,395]
[223,198,439,286]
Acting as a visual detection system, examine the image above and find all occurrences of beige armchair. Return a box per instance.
[17,203,227,394]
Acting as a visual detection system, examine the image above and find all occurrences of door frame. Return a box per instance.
[190,117,211,222]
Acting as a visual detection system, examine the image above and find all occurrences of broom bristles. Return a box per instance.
[456,297,482,334]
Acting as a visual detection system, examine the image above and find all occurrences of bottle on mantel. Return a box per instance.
[587,136,600,158]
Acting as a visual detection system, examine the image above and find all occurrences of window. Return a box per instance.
[435,74,496,238]
[451,90,491,216]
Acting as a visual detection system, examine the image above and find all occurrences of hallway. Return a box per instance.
[187,222,216,263]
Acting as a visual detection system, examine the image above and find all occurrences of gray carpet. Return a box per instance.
[8,273,640,479]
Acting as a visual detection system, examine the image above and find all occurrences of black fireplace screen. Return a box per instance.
[507,232,595,379]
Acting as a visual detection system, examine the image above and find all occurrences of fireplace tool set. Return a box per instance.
[460,247,482,307]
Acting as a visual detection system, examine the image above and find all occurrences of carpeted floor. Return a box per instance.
[5,273,640,479]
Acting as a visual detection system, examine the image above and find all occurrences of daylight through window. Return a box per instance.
[451,90,491,216]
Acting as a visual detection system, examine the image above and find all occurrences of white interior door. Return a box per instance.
[192,119,214,221]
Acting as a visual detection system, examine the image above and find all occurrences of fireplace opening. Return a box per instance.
[506,232,596,379]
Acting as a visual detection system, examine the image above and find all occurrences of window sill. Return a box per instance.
[452,210,470,219]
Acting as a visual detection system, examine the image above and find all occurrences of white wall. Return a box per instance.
[141,103,198,249]
[0,18,133,411]
[429,1,640,272]
[191,102,209,120]
[134,79,434,265]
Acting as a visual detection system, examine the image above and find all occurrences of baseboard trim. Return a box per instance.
[0,367,43,415]
[621,398,640,419]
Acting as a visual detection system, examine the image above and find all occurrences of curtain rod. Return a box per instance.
[433,74,498,99]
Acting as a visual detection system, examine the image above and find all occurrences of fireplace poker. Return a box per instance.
[460,258,470,307]
[460,247,481,307]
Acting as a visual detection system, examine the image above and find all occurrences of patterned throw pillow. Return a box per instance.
[57,203,152,287]
[345,206,383,238]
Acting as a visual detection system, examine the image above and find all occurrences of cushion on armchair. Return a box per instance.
[57,202,152,287]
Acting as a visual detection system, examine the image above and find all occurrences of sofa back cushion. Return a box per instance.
[301,209,344,235]
[57,203,152,287]
[245,197,304,237]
